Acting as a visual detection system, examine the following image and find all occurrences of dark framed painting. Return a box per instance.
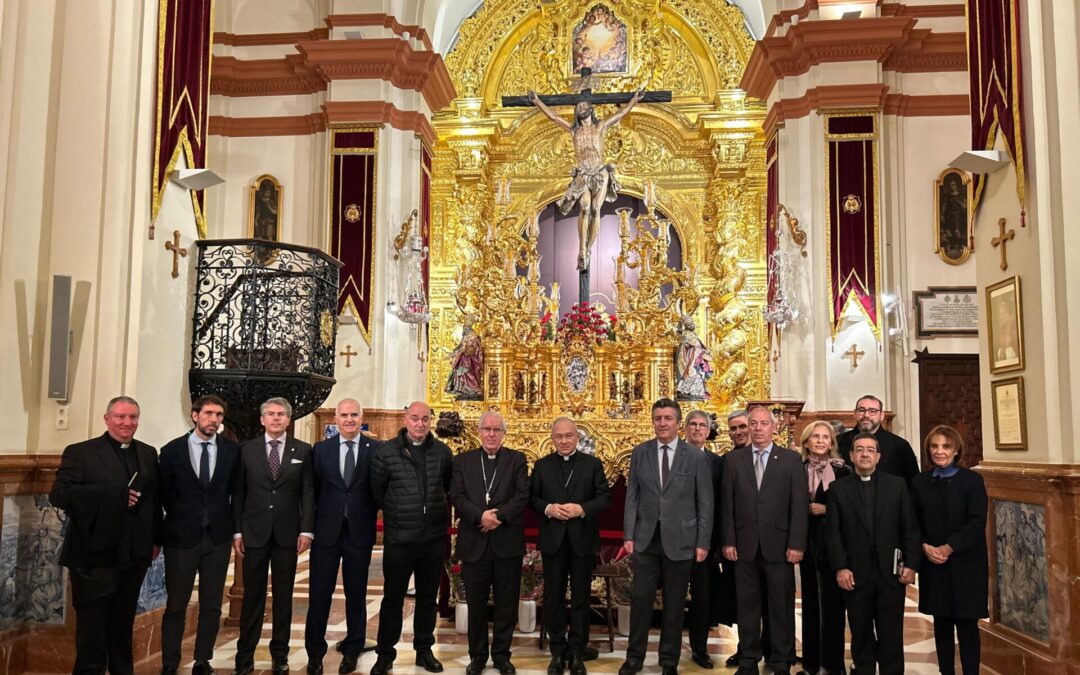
[986,276,1024,374]
[571,4,628,75]
[934,167,973,265]
[248,174,282,241]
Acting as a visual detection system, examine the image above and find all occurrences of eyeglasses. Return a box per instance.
[854,407,882,415]
[479,426,505,434]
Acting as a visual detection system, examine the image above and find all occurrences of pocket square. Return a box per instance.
[290,458,303,464]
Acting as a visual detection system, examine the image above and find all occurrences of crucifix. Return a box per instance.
[338,344,358,368]
[991,217,1015,271]
[165,230,187,279]
[503,68,672,305]
[842,343,865,368]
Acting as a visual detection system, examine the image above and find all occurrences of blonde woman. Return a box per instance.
[799,421,850,675]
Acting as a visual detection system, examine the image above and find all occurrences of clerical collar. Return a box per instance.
[105,433,132,450]
[483,449,499,459]
[560,450,577,461]
[857,472,874,482]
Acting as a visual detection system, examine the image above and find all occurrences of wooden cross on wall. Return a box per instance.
[501,67,672,109]
[992,217,1015,271]
[339,344,358,368]
[165,230,187,279]
[842,343,865,368]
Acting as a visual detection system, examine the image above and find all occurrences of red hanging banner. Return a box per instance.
[152,0,214,237]
[328,127,379,345]
[967,0,1026,215]
[825,114,880,340]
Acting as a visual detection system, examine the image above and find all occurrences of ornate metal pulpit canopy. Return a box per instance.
[188,239,342,440]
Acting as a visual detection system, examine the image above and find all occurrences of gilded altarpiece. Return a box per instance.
[428,0,769,478]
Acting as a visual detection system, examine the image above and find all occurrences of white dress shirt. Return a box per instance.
[339,434,361,478]
[656,438,677,484]
[188,432,217,478]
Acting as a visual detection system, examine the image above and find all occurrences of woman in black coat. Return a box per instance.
[911,424,988,675]
[799,421,851,675]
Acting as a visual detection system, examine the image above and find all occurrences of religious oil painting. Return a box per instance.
[994,500,1048,642]
[572,5,628,75]
[986,276,1024,373]
[248,174,283,241]
[0,494,66,628]
[934,168,973,264]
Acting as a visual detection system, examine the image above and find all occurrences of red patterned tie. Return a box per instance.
[268,439,281,480]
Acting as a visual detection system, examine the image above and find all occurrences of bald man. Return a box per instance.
[370,402,453,675]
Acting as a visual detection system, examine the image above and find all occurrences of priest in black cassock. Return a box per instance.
[50,396,161,675]
[836,395,919,485]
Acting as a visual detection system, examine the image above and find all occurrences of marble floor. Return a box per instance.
[112,549,995,675]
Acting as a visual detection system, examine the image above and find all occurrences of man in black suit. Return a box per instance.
[370,401,453,675]
[836,395,919,485]
[305,399,379,675]
[159,395,240,675]
[826,433,921,675]
[529,417,610,675]
[620,399,713,675]
[450,411,529,675]
[232,397,315,675]
[685,410,724,670]
[50,395,162,675]
[721,406,807,675]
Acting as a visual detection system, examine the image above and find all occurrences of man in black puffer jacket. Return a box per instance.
[370,401,453,675]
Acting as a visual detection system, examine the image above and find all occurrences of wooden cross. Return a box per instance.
[501,67,672,108]
[164,230,187,279]
[339,344,358,368]
[842,343,865,368]
[991,217,1015,271]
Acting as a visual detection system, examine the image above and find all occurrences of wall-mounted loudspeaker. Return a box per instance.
[47,275,72,400]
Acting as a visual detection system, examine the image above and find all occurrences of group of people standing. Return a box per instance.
[49,393,988,675]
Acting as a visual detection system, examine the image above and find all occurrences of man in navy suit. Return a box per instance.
[159,395,240,675]
[305,399,379,675]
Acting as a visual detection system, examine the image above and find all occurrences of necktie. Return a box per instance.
[755,449,766,488]
[660,445,670,489]
[268,439,281,480]
[199,442,211,487]
[343,440,356,483]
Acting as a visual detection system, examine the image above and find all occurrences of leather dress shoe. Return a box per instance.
[493,659,515,675]
[192,662,216,675]
[582,645,599,662]
[568,655,587,675]
[338,654,359,674]
[691,651,713,669]
[415,650,444,673]
[306,659,323,675]
[232,664,254,675]
[547,656,565,675]
[272,659,290,674]
[725,654,739,667]
[465,657,486,675]
[734,668,758,675]
[661,667,678,675]
[369,656,393,675]
[618,661,642,675]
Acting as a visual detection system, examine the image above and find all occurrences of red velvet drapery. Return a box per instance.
[329,128,378,344]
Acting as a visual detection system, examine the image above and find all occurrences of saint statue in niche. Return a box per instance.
[249,174,282,241]
[445,315,484,400]
[674,315,713,401]
[528,88,643,272]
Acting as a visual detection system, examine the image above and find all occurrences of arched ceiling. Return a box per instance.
[427,0,765,55]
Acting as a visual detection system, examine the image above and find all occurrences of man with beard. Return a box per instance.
[159,395,240,675]
[837,395,919,486]
[370,402,453,675]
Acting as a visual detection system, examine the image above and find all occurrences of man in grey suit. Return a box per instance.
[619,399,713,675]
[721,406,808,675]
[232,397,316,675]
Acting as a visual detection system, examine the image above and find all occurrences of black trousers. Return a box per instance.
[734,552,795,671]
[376,539,445,660]
[800,555,847,673]
[69,563,149,675]
[626,532,693,668]
[541,540,595,659]
[932,616,980,674]
[687,553,722,654]
[305,521,374,660]
[161,534,232,668]
[843,565,906,675]
[236,542,299,665]
[462,544,523,662]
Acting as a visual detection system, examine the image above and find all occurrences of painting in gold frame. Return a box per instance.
[934,167,973,265]
[986,275,1024,374]
[571,4,628,75]
[991,376,1027,450]
[248,174,283,241]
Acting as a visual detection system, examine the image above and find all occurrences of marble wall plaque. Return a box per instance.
[994,499,1049,642]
